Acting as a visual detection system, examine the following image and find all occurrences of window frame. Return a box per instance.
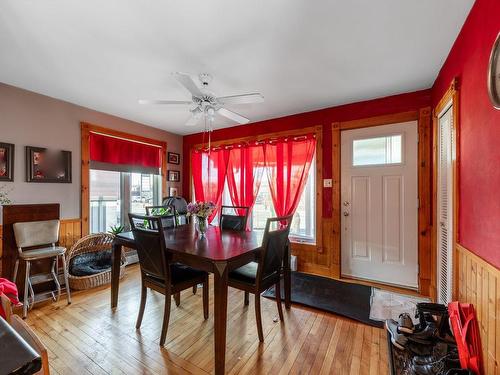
[189,125,323,248]
[81,122,167,236]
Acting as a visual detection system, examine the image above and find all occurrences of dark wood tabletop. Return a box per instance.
[111,223,291,375]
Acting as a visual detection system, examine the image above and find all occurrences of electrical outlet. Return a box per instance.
[323,179,332,188]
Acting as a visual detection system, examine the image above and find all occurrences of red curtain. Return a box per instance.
[226,144,265,229]
[264,135,316,217]
[191,148,229,223]
[90,132,161,169]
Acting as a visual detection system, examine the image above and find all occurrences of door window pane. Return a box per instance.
[352,134,402,166]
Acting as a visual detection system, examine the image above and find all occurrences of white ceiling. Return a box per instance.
[0,0,474,135]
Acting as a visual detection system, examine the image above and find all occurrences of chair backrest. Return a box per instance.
[13,220,60,249]
[219,206,250,231]
[257,215,293,283]
[162,196,189,225]
[128,214,170,281]
[145,206,177,229]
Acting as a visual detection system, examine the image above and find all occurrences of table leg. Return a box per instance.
[213,262,228,375]
[111,243,122,309]
[284,241,292,309]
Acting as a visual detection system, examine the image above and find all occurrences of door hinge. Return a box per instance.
[417,198,420,209]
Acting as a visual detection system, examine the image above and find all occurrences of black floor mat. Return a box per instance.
[262,272,383,328]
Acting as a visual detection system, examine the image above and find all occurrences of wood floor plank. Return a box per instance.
[22,265,389,375]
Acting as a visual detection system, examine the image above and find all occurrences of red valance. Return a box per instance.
[89,132,162,173]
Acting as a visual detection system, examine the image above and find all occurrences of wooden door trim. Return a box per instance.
[80,122,168,236]
[332,108,433,296]
[432,79,460,301]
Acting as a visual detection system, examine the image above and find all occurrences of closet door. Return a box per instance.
[437,104,455,304]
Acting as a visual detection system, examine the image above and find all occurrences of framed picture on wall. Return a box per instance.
[167,170,180,182]
[0,142,14,182]
[26,146,72,183]
[167,152,180,165]
[169,186,178,197]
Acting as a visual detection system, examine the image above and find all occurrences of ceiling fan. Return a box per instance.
[139,72,264,127]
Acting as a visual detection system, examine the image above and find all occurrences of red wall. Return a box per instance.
[183,89,431,217]
[432,0,500,268]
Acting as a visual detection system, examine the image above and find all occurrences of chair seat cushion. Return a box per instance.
[229,262,259,285]
[170,263,207,285]
[70,250,112,277]
[19,246,66,260]
[229,262,280,287]
[145,263,206,286]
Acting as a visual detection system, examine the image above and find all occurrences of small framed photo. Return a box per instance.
[26,146,72,183]
[167,170,180,182]
[167,152,180,165]
[0,142,14,182]
[169,186,178,197]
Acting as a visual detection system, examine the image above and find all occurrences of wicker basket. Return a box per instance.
[66,233,127,291]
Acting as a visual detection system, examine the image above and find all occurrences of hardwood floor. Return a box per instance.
[24,265,389,374]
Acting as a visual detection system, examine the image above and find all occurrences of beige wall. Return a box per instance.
[0,83,183,222]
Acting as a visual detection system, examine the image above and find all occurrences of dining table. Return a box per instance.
[110,223,292,375]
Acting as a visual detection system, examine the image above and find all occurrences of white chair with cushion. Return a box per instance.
[13,219,72,318]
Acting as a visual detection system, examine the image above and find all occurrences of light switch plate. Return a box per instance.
[323,179,332,188]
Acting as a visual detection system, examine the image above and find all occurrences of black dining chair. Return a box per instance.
[145,205,177,228]
[128,213,209,346]
[228,215,293,342]
[219,205,250,231]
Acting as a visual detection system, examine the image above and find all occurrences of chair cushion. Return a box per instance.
[19,246,66,260]
[228,262,259,285]
[145,263,206,286]
[69,250,112,277]
[171,263,207,284]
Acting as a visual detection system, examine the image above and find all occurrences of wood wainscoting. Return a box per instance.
[457,244,500,374]
[59,218,82,251]
[0,218,81,278]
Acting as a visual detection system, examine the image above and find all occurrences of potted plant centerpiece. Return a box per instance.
[187,201,215,238]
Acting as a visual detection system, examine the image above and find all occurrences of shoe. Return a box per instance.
[385,319,407,350]
[407,340,433,356]
[408,320,438,345]
[411,356,460,375]
[412,342,454,366]
[397,312,414,334]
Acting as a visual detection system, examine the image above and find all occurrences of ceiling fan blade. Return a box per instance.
[218,93,264,105]
[217,107,250,124]
[185,112,202,126]
[174,72,203,97]
[138,99,192,105]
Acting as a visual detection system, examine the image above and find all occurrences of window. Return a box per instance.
[352,134,402,166]
[210,161,317,244]
[90,170,161,233]
[251,163,316,243]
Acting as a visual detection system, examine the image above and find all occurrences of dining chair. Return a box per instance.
[145,208,198,301]
[145,205,177,228]
[228,215,293,342]
[219,205,250,231]
[13,219,72,318]
[129,213,209,346]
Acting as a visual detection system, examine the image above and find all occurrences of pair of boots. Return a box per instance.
[385,303,461,375]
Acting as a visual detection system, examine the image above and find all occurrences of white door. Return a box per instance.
[436,104,455,304]
[341,121,419,288]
